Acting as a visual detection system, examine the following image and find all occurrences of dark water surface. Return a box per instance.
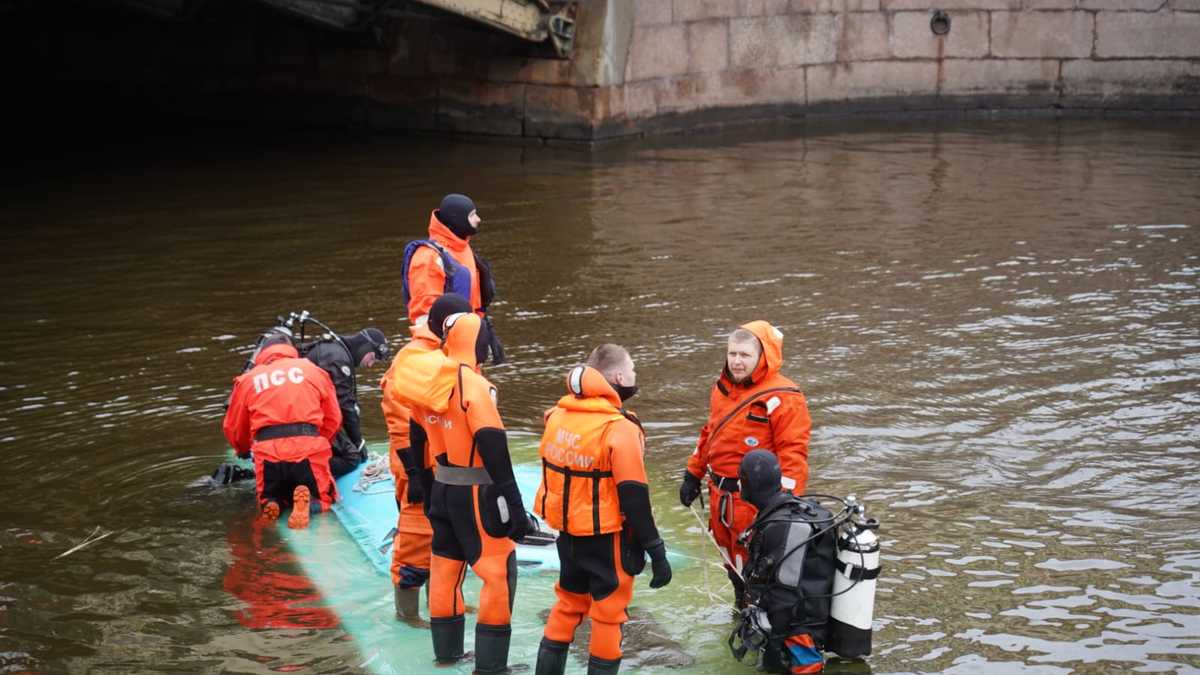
[2,120,1198,674]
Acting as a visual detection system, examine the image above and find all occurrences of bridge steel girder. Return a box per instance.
[413,0,575,57]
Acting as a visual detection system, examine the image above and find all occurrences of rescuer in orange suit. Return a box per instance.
[401,193,504,362]
[379,293,474,623]
[533,344,672,675]
[405,311,528,673]
[223,337,342,529]
[678,321,812,607]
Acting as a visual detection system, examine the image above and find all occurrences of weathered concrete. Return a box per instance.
[8,0,1199,141]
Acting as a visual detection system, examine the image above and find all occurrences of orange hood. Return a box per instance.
[560,365,622,410]
[443,312,483,370]
[731,320,784,385]
[255,343,298,366]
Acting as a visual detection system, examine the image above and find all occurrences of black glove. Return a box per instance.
[211,463,254,485]
[679,471,702,507]
[646,540,672,588]
[405,469,425,504]
[497,481,531,542]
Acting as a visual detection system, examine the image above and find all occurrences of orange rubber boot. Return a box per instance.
[288,486,312,529]
[258,501,281,524]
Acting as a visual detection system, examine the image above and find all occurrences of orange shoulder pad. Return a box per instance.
[386,348,457,413]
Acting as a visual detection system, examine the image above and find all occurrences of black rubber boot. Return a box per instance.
[473,623,512,674]
[587,655,621,674]
[431,615,466,663]
[534,637,570,675]
[394,586,420,620]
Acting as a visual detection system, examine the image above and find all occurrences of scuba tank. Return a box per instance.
[827,495,880,659]
[729,495,837,673]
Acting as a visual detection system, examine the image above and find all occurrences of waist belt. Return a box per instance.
[255,423,319,442]
[710,470,740,493]
[434,464,493,486]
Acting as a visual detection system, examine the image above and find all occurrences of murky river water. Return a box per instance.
[2,119,1198,674]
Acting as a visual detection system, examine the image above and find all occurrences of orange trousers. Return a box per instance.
[709,483,756,574]
[390,472,434,588]
[544,532,635,660]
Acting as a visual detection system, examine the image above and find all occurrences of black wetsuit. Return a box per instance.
[304,338,367,478]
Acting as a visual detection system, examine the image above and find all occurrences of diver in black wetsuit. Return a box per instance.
[303,327,388,478]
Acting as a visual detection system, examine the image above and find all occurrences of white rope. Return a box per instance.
[353,453,394,494]
[54,526,115,560]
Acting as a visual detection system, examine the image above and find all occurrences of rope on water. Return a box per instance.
[54,526,115,560]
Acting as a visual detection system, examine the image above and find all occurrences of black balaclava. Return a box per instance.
[428,293,473,339]
[435,193,478,239]
[344,327,388,364]
[474,318,493,366]
[739,449,784,510]
[612,382,639,402]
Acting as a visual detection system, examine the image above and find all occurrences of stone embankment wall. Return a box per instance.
[521,0,1200,138]
[11,0,1199,140]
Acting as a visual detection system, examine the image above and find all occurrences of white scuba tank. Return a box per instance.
[827,499,880,659]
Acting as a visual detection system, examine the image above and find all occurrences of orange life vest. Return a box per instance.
[535,366,638,537]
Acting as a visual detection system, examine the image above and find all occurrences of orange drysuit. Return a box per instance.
[403,313,525,670]
[687,320,811,577]
[379,325,440,590]
[535,366,663,665]
[405,212,483,325]
[223,343,342,512]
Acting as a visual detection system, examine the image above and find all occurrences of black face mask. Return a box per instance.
[613,383,639,402]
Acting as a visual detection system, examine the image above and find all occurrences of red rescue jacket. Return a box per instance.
[223,343,342,463]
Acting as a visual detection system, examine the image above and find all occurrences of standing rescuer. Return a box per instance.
[402,311,528,673]
[379,293,474,623]
[679,321,812,607]
[534,345,672,675]
[223,337,343,529]
[402,192,504,362]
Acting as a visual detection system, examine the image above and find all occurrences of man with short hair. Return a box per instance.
[304,327,389,478]
[223,338,342,529]
[679,321,812,607]
[533,344,672,675]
